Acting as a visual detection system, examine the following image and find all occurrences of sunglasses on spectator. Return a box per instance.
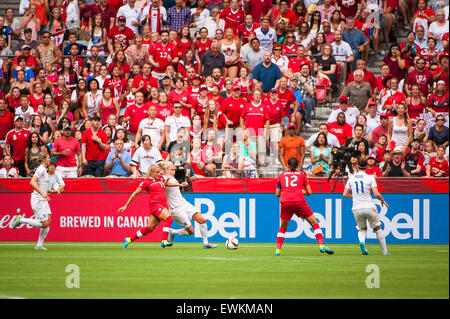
[273,48,282,51]
[173,106,182,109]
[416,61,425,64]
[436,118,445,121]
[43,36,50,38]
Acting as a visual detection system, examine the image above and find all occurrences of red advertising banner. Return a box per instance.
[0,193,164,242]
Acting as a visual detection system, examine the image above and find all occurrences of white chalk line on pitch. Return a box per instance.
[0,255,447,265]
[0,243,447,249]
[0,295,26,299]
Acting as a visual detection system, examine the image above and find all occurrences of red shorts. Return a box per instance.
[280,201,313,222]
[149,203,167,217]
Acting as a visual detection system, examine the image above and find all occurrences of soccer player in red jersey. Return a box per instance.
[118,164,188,249]
[275,157,334,256]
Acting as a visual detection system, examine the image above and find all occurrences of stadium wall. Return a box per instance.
[0,178,448,244]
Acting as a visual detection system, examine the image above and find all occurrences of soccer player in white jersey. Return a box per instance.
[343,158,390,256]
[162,162,218,249]
[130,134,163,179]
[12,153,53,250]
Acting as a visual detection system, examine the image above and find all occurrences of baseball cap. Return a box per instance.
[200,84,207,90]
[380,113,388,119]
[22,44,31,50]
[412,137,421,143]
[162,74,171,80]
[270,88,278,94]
[14,115,24,121]
[232,85,241,91]
[392,147,403,154]
[437,80,446,85]
[367,153,376,160]
[368,101,377,107]
[118,15,126,21]
[287,123,296,129]
[339,96,348,103]
[193,74,201,80]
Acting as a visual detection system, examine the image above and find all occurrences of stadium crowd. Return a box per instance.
[0,0,449,181]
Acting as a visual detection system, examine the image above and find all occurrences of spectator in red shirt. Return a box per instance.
[405,137,425,176]
[0,97,14,142]
[433,53,449,86]
[92,0,116,31]
[220,85,246,134]
[107,15,135,53]
[131,62,159,98]
[168,77,193,117]
[426,145,449,177]
[123,91,149,142]
[238,14,259,45]
[365,153,382,177]
[51,125,82,178]
[288,44,311,75]
[217,0,244,33]
[405,57,433,96]
[5,115,31,177]
[245,0,273,26]
[427,80,449,115]
[272,0,297,32]
[149,30,179,80]
[327,112,354,146]
[81,115,109,177]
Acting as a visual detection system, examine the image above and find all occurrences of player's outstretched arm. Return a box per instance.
[165,181,188,188]
[118,187,143,213]
[371,187,389,208]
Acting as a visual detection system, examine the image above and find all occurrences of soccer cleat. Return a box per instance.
[383,252,391,256]
[35,246,47,250]
[12,215,21,229]
[319,244,334,255]
[275,249,281,256]
[122,237,131,249]
[359,242,369,255]
[161,240,173,248]
[202,243,218,249]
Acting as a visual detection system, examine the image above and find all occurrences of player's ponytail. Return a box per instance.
[287,157,298,171]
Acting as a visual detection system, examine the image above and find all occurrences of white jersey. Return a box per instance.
[254,27,277,53]
[327,106,360,127]
[31,165,49,201]
[163,175,187,210]
[138,117,165,147]
[131,146,162,174]
[345,171,378,210]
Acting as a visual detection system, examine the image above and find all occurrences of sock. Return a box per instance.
[161,216,173,241]
[376,229,388,253]
[19,218,42,228]
[199,223,209,245]
[312,223,324,245]
[37,227,49,247]
[358,229,367,244]
[276,227,287,250]
[130,227,152,242]
[172,228,190,236]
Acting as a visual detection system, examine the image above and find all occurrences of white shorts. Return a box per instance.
[269,124,282,143]
[56,166,77,178]
[352,208,381,230]
[30,197,52,222]
[170,202,198,229]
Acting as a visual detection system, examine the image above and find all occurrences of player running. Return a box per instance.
[275,157,334,256]
[11,153,54,250]
[161,162,218,249]
[118,164,187,249]
[343,158,390,256]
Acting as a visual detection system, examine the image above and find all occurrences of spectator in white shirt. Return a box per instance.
[135,105,165,151]
[305,123,340,151]
[117,0,142,34]
[164,102,191,147]
[328,96,360,127]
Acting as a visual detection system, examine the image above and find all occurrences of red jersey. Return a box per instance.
[240,102,266,136]
[53,87,65,106]
[123,104,149,134]
[52,136,81,168]
[155,103,173,122]
[263,99,284,125]
[29,94,44,112]
[7,96,21,110]
[427,93,449,113]
[194,39,213,58]
[327,121,353,145]
[108,62,131,77]
[428,157,449,177]
[190,150,206,176]
[283,44,298,58]
[107,26,135,50]
[218,7,244,31]
[139,177,168,208]
[5,128,31,161]
[131,74,159,97]
[0,111,14,139]
[201,142,222,163]
[276,170,309,203]
[288,57,311,73]
[194,97,209,119]
[212,77,225,91]
[338,0,360,17]
[405,69,433,97]
[69,56,85,70]
[177,61,199,79]
[277,89,297,116]
[220,96,246,128]
[365,166,382,177]
[149,42,179,73]
[271,8,297,28]
[104,77,128,99]
[168,89,192,117]
[80,128,109,161]
[238,23,260,45]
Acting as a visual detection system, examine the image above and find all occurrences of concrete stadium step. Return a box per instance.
[0,0,21,15]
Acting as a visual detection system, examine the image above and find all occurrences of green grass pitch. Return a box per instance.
[0,242,448,299]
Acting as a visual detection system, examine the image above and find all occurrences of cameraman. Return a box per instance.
[168,128,191,183]
[344,124,369,155]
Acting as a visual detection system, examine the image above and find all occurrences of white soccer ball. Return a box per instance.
[226,237,239,250]
[52,183,60,191]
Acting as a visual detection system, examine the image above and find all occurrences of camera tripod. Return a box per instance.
[327,168,348,192]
